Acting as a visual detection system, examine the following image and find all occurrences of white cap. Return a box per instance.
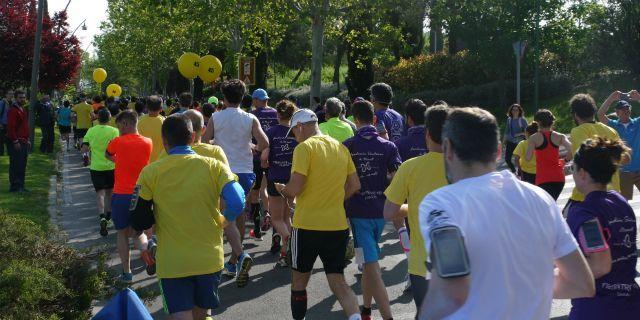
[286,108,318,137]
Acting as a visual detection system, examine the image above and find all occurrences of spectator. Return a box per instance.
[503,104,528,173]
[35,95,56,153]
[319,97,354,142]
[0,89,15,156]
[7,90,29,192]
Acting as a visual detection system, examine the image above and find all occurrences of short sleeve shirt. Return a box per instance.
[319,118,355,142]
[394,126,427,162]
[419,171,578,319]
[136,154,235,278]
[57,107,72,126]
[291,135,356,231]
[513,139,536,174]
[137,114,165,162]
[106,134,152,194]
[375,108,405,142]
[83,125,119,171]
[384,152,447,277]
[72,102,93,129]
[570,123,621,201]
[608,117,640,172]
[266,124,297,181]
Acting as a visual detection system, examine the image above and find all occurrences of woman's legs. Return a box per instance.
[504,141,517,173]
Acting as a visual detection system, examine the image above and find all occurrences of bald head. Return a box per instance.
[184,109,205,133]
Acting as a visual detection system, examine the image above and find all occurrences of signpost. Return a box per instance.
[239,57,256,85]
[512,41,527,105]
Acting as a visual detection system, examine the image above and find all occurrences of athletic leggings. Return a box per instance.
[538,181,564,200]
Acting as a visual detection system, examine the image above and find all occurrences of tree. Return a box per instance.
[615,0,640,75]
[0,1,81,91]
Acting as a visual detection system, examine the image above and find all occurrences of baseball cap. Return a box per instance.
[252,88,269,101]
[286,109,318,137]
[207,96,219,105]
[615,100,631,110]
[369,83,393,105]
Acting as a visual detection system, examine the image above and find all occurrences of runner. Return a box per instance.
[249,88,278,241]
[512,122,538,184]
[202,79,269,287]
[503,103,528,173]
[273,109,362,320]
[417,107,594,319]
[319,97,355,142]
[394,99,428,162]
[71,95,94,151]
[597,90,640,200]
[370,83,404,142]
[565,94,622,214]
[82,109,119,237]
[567,137,640,319]
[57,100,72,150]
[384,104,449,309]
[170,92,192,115]
[131,114,246,320]
[137,95,165,162]
[525,109,572,200]
[343,100,401,320]
[105,110,155,281]
[261,99,298,265]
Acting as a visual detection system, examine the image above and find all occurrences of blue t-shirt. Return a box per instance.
[394,125,428,162]
[608,118,640,171]
[265,124,297,181]
[567,191,640,319]
[57,107,72,126]
[343,126,402,219]
[375,108,405,142]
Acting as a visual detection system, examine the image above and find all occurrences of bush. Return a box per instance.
[0,213,108,319]
[383,51,490,93]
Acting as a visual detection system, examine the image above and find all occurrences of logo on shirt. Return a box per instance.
[427,209,452,228]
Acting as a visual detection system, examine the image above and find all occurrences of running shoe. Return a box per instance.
[143,241,157,276]
[223,261,236,278]
[236,253,253,288]
[261,211,272,232]
[119,272,133,284]
[276,256,289,268]
[403,273,412,292]
[270,233,282,254]
[82,153,90,167]
[249,229,263,241]
[99,215,108,237]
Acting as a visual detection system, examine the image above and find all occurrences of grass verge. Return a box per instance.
[0,127,58,228]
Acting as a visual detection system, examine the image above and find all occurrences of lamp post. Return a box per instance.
[70,19,87,38]
[28,0,45,149]
[533,0,540,110]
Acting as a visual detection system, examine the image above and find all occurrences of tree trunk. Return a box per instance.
[333,38,346,92]
[291,65,305,85]
[255,50,267,89]
[310,0,329,106]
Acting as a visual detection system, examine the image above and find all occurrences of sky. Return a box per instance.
[48,0,108,53]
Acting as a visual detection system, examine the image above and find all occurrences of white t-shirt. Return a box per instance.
[210,107,257,173]
[419,170,578,320]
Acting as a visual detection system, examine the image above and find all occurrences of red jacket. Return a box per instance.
[7,104,29,143]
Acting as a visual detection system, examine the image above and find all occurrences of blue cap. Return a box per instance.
[252,89,269,101]
[615,100,631,110]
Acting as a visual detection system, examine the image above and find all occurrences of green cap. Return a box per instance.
[208,96,219,105]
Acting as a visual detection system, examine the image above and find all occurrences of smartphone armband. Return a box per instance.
[430,226,471,278]
[578,218,608,254]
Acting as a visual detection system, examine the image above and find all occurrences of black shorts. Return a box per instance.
[290,228,349,274]
[537,181,564,200]
[74,128,88,138]
[59,125,71,134]
[520,172,536,185]
[266,178,288,197]
[90,169,115,191]
[252,159,268,190]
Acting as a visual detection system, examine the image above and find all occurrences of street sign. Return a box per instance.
[239,57,256,85]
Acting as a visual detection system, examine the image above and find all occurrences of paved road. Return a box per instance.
[54,146,639,320]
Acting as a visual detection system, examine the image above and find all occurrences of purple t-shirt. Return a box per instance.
[394,125,428,162]
[266,124,297,181]
[343,126,402,219]
[375,108,405,142]
[251,107,279,161]
[567,191,640,319]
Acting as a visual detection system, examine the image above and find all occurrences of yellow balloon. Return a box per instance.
[93,68,107,83]
[198,55,222,83]
[106,84,122,97]
[177,52,200,79]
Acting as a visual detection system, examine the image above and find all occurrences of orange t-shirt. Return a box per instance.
[106,133,152,194]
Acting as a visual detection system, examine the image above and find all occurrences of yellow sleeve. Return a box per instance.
[384,163,409,205]
[291,143,310,176]
[136,167,154,201]
[213,159,237,192]
[343,146,356,175]
[214,146,229,166]
[570,128,586,155]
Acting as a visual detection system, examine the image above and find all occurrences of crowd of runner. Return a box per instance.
[22,80,639,319]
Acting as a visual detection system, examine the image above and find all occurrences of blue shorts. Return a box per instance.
[160,272,221,314]
[235,173,256,196]
[350,218,385,263]
[111,193,133,230]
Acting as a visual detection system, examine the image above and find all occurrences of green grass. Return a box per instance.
[0,128,58,228]
[268,64,349,89]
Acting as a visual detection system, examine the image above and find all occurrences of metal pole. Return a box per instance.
[28,0,45,149]
[534,0,540,110]
[516,55,521,104]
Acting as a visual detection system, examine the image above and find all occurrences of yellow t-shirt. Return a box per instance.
[137,114,165,162]
[513,140,536,174]
[570,122,621,201]
[72,102,93,129]
[136,154,235,278]
[291,135,356,231]
[158,143,228,166]
[384,152,447,277]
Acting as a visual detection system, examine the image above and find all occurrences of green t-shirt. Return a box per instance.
[84,125,120,171]
[319,117,354,142]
